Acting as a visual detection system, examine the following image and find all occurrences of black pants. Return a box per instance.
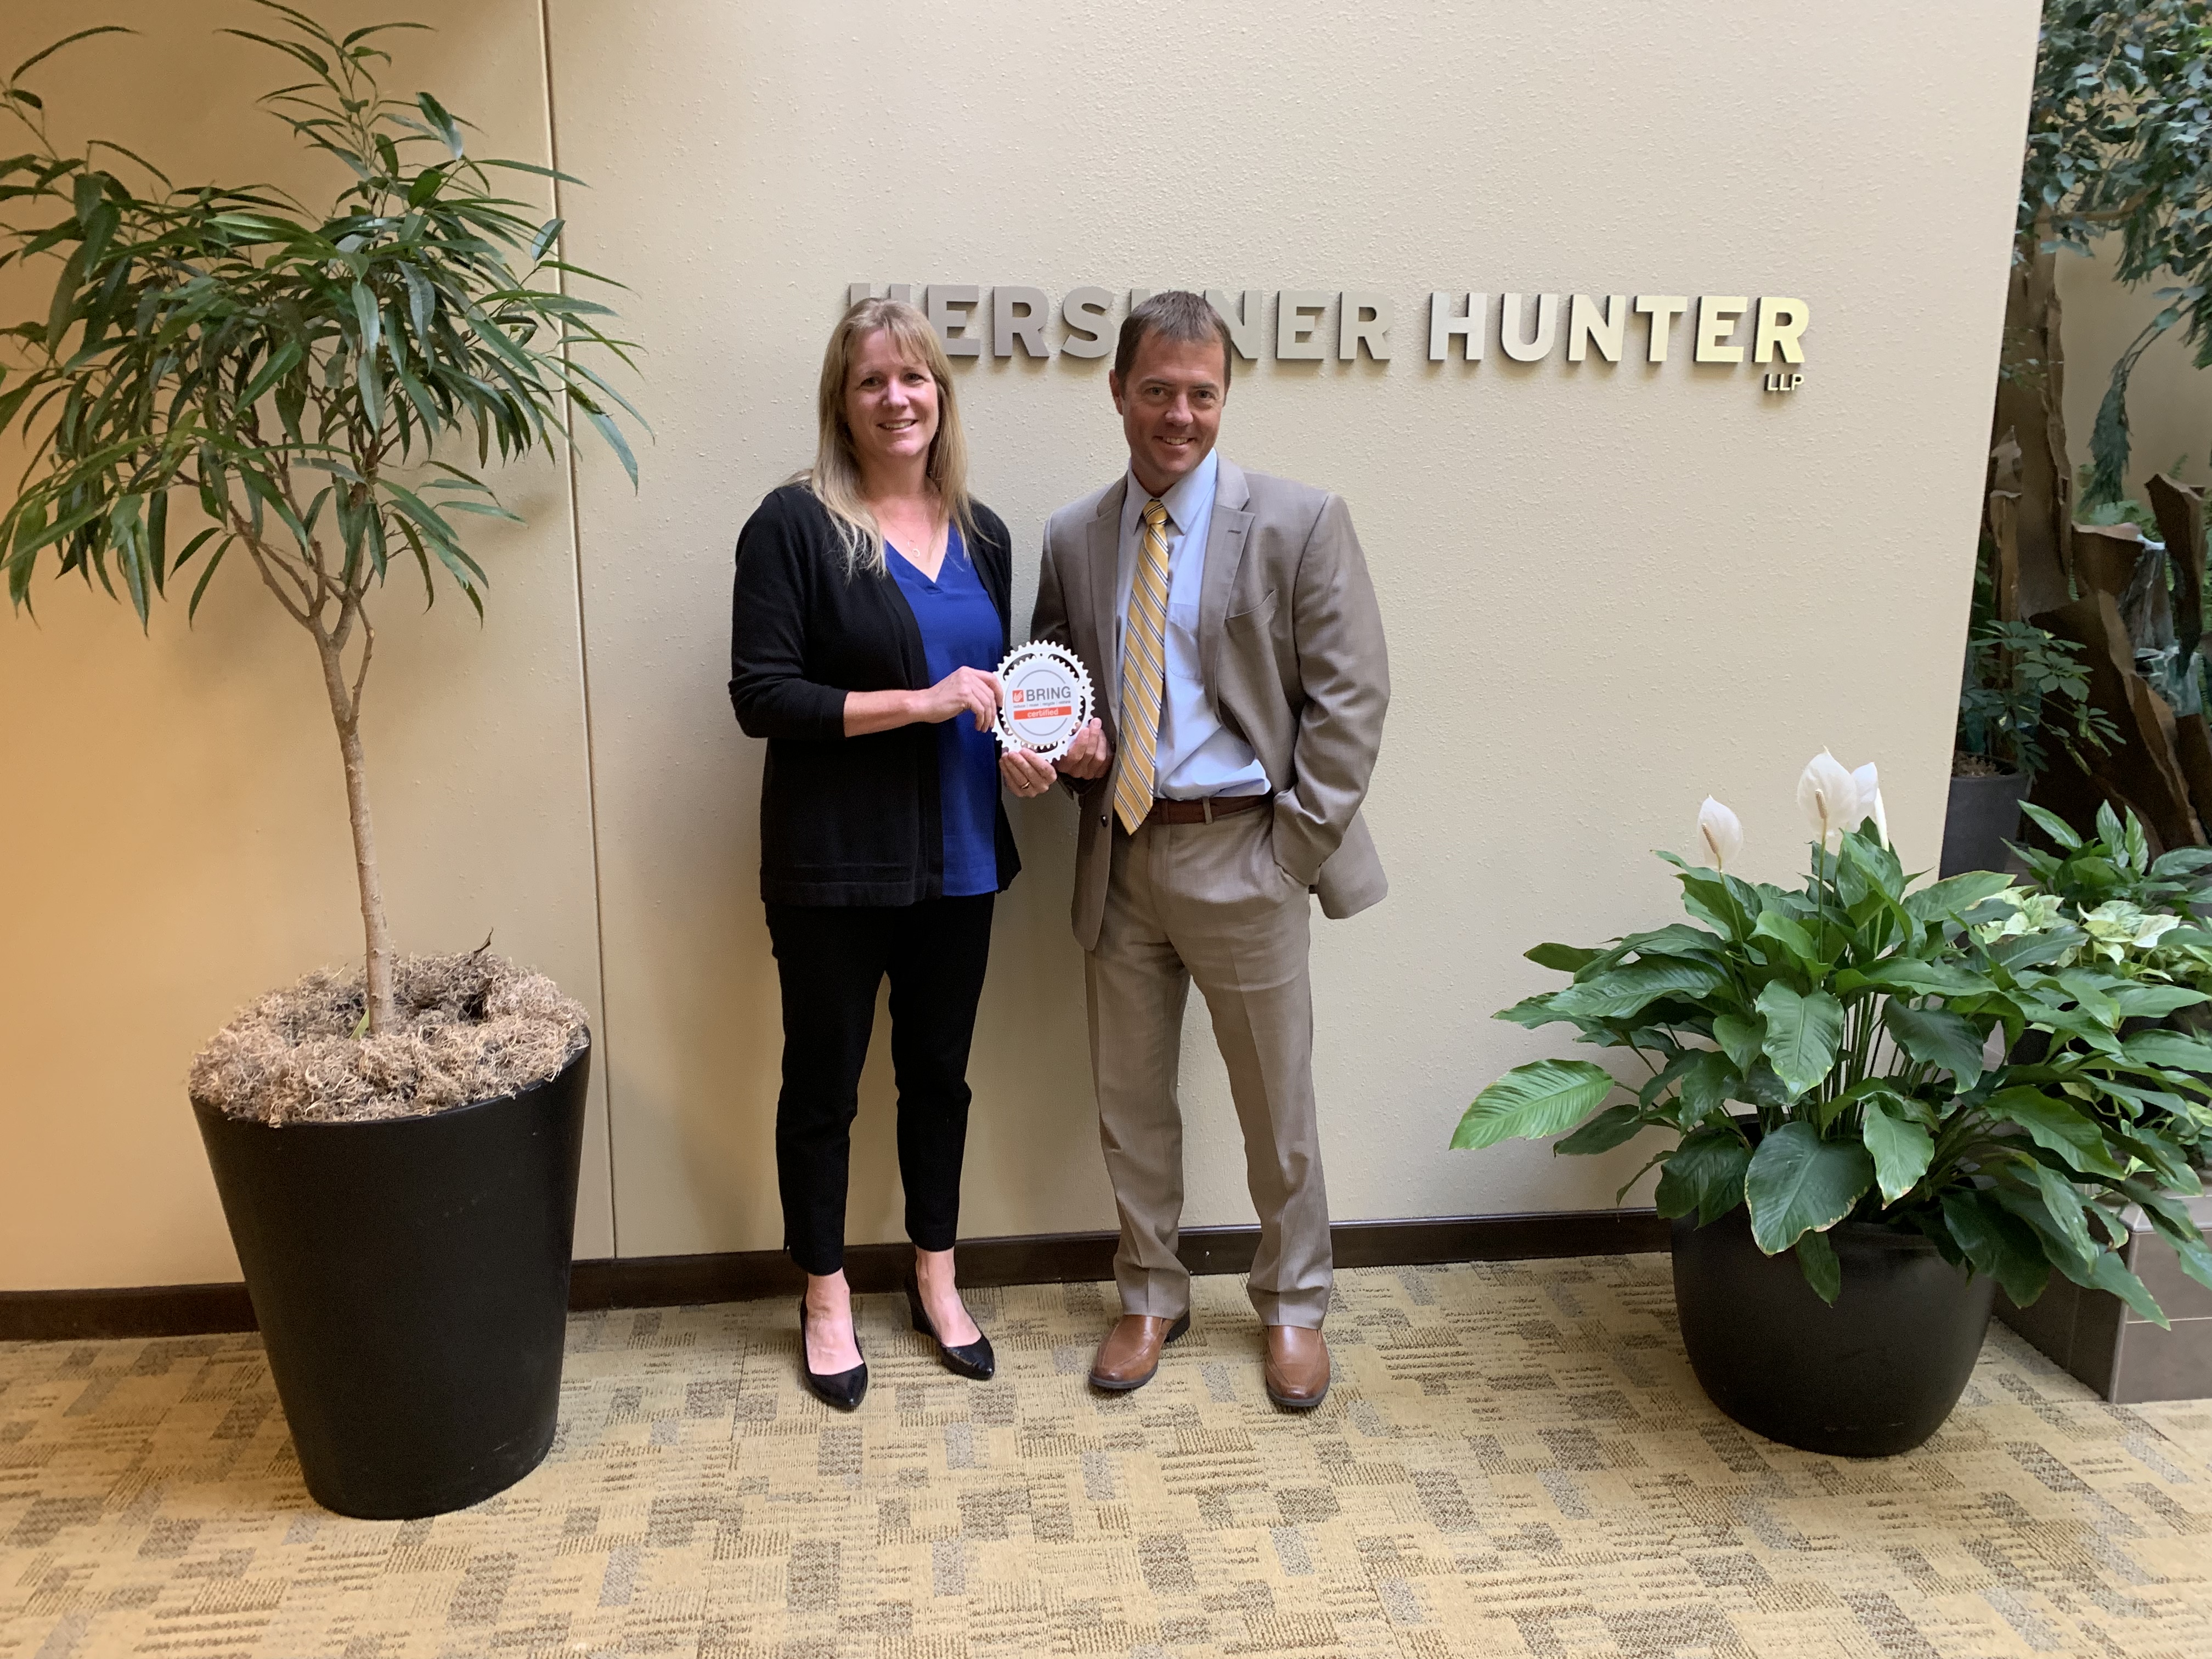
[765,895,995,1275]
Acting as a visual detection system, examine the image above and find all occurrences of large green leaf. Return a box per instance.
[1554,1101,1646,1155]
[1711,1012,1765,1074]
[2122,1029,2212,1072]
[1743,1122,1872,1254]
[1794,1229,1842,1305]
[1453,1059,1618,1151]
[1883,1003,1988,1087]
[1837,959,1996,999]
[1755,982,1843,1100]
[1903,870,2015,922]
[1751,909,1822,972]
[1548,960,1724,1022]
[1653,1125,1750,1224]
[2107,984,2210,1020]
[1860,1097,1934,1204]
[1983,1087,2126,1178]
[1940,1189,2051,1306]
[1671,1048,1737,1125]
[1524,942,1599,974]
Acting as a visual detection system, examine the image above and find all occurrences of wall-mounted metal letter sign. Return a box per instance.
[844,285,1811,378]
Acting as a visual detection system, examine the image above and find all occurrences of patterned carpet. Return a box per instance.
[2,1256,2208,1658]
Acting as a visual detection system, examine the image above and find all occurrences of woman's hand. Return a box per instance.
[843,667,1001,736]
[1000,747,1057,798]
[917,665,1004,732]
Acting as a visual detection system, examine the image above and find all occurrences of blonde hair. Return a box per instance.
[802,297,977,576]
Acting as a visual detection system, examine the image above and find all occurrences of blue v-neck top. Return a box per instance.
[887,524,1003,897]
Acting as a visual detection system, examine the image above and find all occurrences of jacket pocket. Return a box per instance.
[1225,588,1278,632]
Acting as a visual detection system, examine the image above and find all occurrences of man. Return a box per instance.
[1000,291,1389,1409]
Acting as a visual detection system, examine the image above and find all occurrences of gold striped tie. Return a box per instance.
[1113,498,1172,833]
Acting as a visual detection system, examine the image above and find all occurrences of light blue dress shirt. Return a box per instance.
[1114,450,1271,800]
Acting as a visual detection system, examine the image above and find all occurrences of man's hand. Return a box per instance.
[1056,719,1111,780]
[1000,746,1058,798]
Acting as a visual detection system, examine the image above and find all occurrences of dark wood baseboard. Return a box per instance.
[3,1208,1669,1341]
[0,1280,259,1344]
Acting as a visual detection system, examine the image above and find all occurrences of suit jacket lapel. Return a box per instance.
[1085,475,1127,736]
[1198,456,1252,696]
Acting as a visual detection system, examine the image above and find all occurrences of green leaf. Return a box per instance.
[1525,942,1599,974]
[1861,1098,1935,1204]
[2108,984,2210,1019]
[1752,909,1822,970]
[1940,1189,2050,1305]
[2121,1030,2212,1073]
[578,401,638,488]
[1554,1101,1647,1155]
[1904,870,2015,922]
[1984,1087,2126,1177]
[1494,994,1572,1031]
[1654,1125,1751,1224]
[2019,799,2082,852]
[1711,1012,1765,1074]
[1754,981,1843,1099]
[1549,959,1724,1022]
[1839,960,1996,998]
[1672,1048,1736,1124]
[2084,1249,2169,1329]
[1743,1122,1872,1254]
[1795,1229,1842,1304]
[1883,1004,1988,1087]
[2000,1166,2100,1271]
[10,26,133,83]
[416,91,465,157]
[1453,1059,1619,1152]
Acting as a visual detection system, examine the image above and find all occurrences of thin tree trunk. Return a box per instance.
[1993,224,2074,619]
[313,625,396,1034]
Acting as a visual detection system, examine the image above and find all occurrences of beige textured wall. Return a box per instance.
[1,0,2039,1287]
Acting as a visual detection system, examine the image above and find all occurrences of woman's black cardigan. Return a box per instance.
[729,484,1020,906]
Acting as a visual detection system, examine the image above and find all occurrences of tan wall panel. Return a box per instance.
[547,1,2040,1256]
[0,1,613,1287]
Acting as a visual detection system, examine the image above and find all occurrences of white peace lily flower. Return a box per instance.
[1697,797,1742,870]
[1797,751,1861,853]
[1851,761,1890,846]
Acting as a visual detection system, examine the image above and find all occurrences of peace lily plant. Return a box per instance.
[1455,753,2212,1318]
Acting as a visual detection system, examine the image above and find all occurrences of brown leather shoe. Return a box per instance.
[1088,1311,1191,1392]
[1264,1325,1330,1410]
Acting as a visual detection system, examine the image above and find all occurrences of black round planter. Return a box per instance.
[193,1040,591,1519]
[1938,771,2030,877]
[1671,1209,1995,1457]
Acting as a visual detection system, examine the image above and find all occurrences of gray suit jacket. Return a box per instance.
[1031,456,1390,951]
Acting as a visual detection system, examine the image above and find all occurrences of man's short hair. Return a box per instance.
[1114,290,1233,389]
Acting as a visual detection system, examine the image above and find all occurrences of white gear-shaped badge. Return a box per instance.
[993,640,1093,761]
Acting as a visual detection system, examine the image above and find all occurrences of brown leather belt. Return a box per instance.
[1144,792,1267,826]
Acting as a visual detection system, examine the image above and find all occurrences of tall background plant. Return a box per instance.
[0,6,639,1033]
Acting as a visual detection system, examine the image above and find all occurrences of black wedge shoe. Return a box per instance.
[798,1297,867,1411]
[906,1268,995,1381]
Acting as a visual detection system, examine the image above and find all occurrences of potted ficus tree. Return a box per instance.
[1455,754,2212,1457]
[0,10,640,1518]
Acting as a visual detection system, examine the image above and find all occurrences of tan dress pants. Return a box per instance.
[1084,806,1331,1328]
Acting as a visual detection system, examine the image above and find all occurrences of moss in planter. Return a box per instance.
[191,951,588,1126]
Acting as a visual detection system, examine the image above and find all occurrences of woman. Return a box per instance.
[730,297,1049,1409]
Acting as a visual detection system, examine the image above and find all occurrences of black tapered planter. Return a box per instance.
[1938,771,2029,877]
[193,1040,591,1519]
[1672,1209,1995,1457]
